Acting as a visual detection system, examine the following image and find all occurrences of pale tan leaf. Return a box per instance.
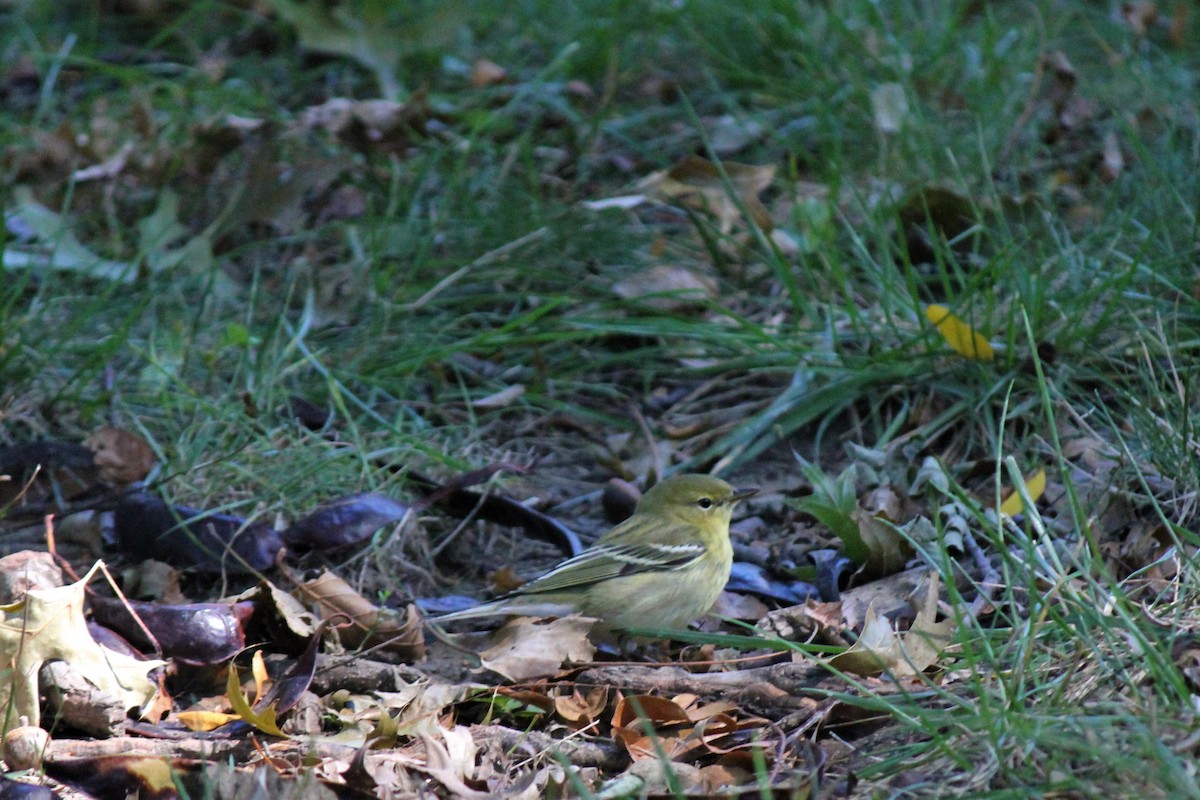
[0,562,164,729]
[473,384,526,410]
[637,155,776,233]
[479,616,596,681]
[611,264,718,311]
[871,83,909,134]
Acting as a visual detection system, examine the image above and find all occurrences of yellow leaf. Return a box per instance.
[176,710,242,732]
[1000,468,1046,516]
[925,304,994,360]
[0,562,164,730]
[251,650,270,706]
[227,661,285,737]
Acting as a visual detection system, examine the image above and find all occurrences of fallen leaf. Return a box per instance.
[112,492,283,573]
[830,575,955,677]
[473,384,526,410]
[611,694,691,760]
[86,596,251,666]
[176,710,241,732]
[283,493,410,550]
[7,187,135,283]
[871,82,909,134]
[469,58,508,87]
[83,427,156,486]
[295,570,425,660]
[611,264,718,311]
[227,661,285,736]
[710,590,769,621]
[478,616,596,681]
[999,468,1047,516]
[554,687,608,728]
[409,469,583,557]
[0,562,164,729]
[638,154,776,234]
[267,0,466,100]
[850,485,913,577]
[418,727,493,799]
[926,304,995,360]
[297,96,430,154]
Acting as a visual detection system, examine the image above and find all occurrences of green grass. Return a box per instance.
[3,0,1200,796]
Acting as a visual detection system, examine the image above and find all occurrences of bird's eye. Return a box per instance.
[697,497,714,509]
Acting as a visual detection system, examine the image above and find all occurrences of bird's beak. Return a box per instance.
[729,487,758,504]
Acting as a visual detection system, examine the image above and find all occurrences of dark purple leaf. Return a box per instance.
[282,493,409,550]
[285,395,331,430]
[86,621,149,660]
[409,469,582,557]
[88,596,252,666]
[0,776,55,800]
[253,616,334,716]
[113,492,282,573]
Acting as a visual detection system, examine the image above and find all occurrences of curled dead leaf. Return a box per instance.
[295,570,425,661]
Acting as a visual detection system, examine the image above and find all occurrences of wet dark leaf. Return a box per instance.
[282,493,409,550]
[0,777,54,800]
[600,478,640,523]
[896,186,980,266]
[410,469,583,557]
[113,493,282,573]
[88,596,253,666]
[47,755,200,799]
[86,622,149,660]
[726,562,819,605]
[283,395,331,430]
[252,615,333,716]
[0,439,98,507]
[808,549,858,601]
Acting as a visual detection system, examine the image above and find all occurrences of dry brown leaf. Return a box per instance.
[638,154,776,234]
[611,694,691,760]
[84,426,156,486]
[829,575,955,677]
[554,686,608,728]
[478,616,596,681]
[469,58,508,87]
[419,728,493,800]
[850,485,913,577]
[711,590,769,621]
[294,570,424,660]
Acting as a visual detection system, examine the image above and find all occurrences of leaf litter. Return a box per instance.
[2,5,1196,797]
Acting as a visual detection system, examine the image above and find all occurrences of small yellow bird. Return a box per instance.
[434,473,756,633]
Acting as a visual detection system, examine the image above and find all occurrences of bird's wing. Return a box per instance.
[510,532,706,597]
